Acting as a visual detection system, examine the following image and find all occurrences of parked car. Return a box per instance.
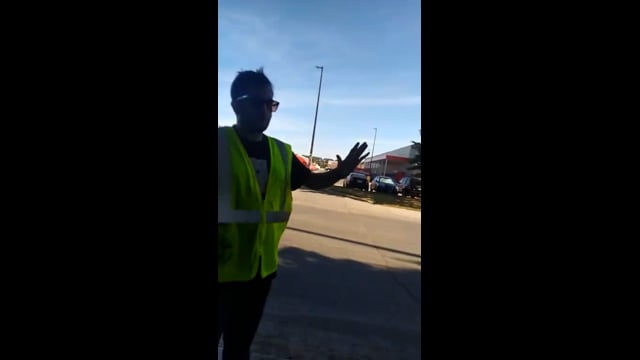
[370,176,397,194]
[343,172,369,190]
[396,177,421,198]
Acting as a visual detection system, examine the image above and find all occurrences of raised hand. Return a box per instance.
[336,142,370,178]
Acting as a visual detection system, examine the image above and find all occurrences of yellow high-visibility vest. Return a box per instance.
[217,126,293,282]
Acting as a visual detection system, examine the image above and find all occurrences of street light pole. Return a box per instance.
[308,65,324,169]
[369,127,377,175]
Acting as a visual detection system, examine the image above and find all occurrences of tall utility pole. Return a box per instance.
[369,127,377,175]
[308,65,324,169]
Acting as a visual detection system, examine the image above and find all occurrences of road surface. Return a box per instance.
[234,189,422,359]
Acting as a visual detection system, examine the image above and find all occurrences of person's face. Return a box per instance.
[231,85,279,134]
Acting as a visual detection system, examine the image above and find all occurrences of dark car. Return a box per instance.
[396,176,421,198]
[343,172,369,190]
[370,176,397,194]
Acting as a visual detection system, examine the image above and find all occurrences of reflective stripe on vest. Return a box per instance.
[218,128,291,224]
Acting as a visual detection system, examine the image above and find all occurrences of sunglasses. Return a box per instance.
[235,95,280,113]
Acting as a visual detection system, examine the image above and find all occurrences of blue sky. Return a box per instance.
[218,0,421,160]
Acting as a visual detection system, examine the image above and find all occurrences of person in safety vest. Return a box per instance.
[217,68,369,359]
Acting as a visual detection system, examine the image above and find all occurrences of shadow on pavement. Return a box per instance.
[286,226,421,259]
[253,246,421,360]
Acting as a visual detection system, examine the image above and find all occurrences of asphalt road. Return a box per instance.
[245,189,422,359]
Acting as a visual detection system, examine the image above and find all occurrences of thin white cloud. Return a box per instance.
[218,12,287,62]
[271,89,318,108]
[352,138,412,149]
[218,70,237,87]
[217,113,312,136]
[218,118,235,127]
[217,86,318,111]
[218,9,357,72]
[217,6,420,160]
[267,114,312,134]
[323,96,421,106]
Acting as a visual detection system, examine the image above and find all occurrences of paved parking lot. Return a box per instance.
[244,189,422,359]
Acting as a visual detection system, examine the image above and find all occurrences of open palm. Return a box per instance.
[336,142,370,178]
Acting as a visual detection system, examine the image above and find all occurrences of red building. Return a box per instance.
[361,145,419,181]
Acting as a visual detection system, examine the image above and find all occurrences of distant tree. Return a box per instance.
[408,129,421,175]
[311,156,327,168]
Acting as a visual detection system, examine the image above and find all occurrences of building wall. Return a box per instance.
[363,143,420,179]
[367,159,408,179]
[383,145,413,159]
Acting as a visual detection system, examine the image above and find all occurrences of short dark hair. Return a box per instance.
[230,67,273,99]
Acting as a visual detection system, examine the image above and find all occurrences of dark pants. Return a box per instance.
[217,276,273,360]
